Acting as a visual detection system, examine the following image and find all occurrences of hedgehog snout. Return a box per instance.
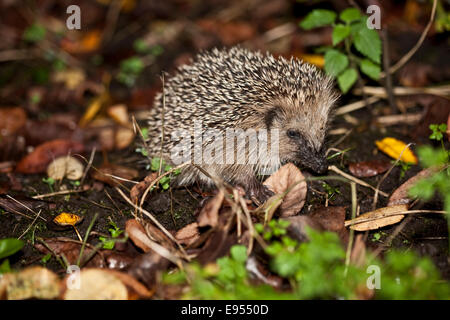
[297,146,328,174]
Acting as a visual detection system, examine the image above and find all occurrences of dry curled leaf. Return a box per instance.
[348,160,391,178]
[263,163,307,217]
[344,204,409,231]
[47,156,84,180]
[126,219,152,253]
[197,189,225,227]
[175,222,200,246]
[375,137,418,164]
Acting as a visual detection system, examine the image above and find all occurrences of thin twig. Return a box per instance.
[18,210,41,240]
[380,0,437,77]
[381,29,399,112]
[372,143,414,209]
[344,182,357,277]
[328,165,389,197]
[115,186,189,260]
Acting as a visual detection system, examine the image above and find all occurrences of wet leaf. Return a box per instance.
[375,137,418,164]
[348,159,391,177]
[344,204,409,231]
[263,163,307,217]
[16,139,84,174]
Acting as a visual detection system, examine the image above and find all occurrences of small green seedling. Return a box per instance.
[322,182,341,200]
[429,123,447,142]
[23,23,46,43]
[99,219,124,250]
[42,177,55,192]
[117,56,144,87]
[149,157,181,190]
[41,253,52,265]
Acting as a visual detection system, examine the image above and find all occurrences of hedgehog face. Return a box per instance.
[263,102,330,174]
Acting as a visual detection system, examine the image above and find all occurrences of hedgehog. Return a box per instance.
[146,47,339,204]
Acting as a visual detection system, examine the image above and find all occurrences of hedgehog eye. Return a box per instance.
[287,129,301,139]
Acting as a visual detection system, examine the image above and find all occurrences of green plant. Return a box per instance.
[164,245,293,300]
[409,146,450,213]
[255,219,290,241]
[300,8,381,93]
[392,160,411,180]
[117,56,144,87]
[42,177,55,192]
[149,157,181,190]
[429,123,448,156]
[164,220,450,299]
[23,23,46,43]
[0,238,25,274]
[99,219,124,250]
[322,182,341,200]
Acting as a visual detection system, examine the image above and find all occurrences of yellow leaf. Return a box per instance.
[79,90,110,127]
[53,212,83,226]
[375,137,418,164]
[298,54,325,68]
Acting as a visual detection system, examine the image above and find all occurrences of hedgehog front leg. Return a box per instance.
[235,175,274,206]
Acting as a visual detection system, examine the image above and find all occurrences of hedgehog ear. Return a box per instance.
[264,106,281,129]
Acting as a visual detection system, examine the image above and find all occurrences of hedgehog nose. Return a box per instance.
[312,153,328,174]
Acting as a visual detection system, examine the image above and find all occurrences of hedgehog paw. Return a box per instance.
[247,183,274,206]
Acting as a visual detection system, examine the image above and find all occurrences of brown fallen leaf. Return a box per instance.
[388,167,440,206]
[34,237,105,268]
[344,204,409,231]
[197,189,225,228]
[263,163,307,217]
[348,160,391,178]
[126,219,152,253]
[130,172,158,203]
[16,139,84,174]
[175,222,200,246]
[91,163,138,186]
[1,267,61,300]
